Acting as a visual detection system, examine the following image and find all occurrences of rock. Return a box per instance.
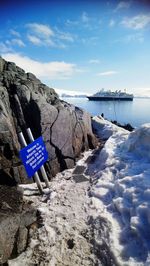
[0,185,22,263]
[0,57,5,72]
[73,165,86,175]
[0,185,37,264]
[0,185,23,212]
[51,107,74,158]
[0,57,97,184]
[0,214,20,263]
[73,174,89,183]
[27,72,37,81]
[17,226,28,254]
[20,202,37,228]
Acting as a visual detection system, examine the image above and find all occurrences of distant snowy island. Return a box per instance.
[61,93,87,98]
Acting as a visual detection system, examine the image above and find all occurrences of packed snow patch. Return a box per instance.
[92,115,127,140]
[90,119,150,265]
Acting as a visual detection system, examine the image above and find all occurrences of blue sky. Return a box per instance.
[0,0,150,96]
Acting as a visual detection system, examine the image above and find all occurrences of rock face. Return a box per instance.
[0,185,37,264]
[0,56,97,184]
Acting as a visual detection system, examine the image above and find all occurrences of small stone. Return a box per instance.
[73,174,89,183]
[73,165,86,175]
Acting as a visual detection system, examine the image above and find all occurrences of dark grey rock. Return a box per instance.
[27,72,37,80]
[0,214,21,263]
[73,174,89,183]
[0,185,23,213]
[73,165,86,175]
[0,185,37,264]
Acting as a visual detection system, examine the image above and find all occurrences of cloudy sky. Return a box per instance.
[0,0,150,96]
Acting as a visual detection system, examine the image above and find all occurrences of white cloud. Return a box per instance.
[27,33,56,47]
[109,19,115,27]
[97,71,118,76]
[0,42,13,53]
[114,33,144,43]
[2,53,77,80]
[26,23,54,38]
[26,22,74,48]
[10,29,21,37]
[27,35,42,45]
[124,33,144,43]
[65,19,79,26]
[44,38,56,47]
[89,59,100,64]
[121,14,150,29]
[10,39,25,47]
[81,36,99,46]
[57,31,74,42]
[115,1,131,12]
[66,13,96,31]
[81,11,89,23]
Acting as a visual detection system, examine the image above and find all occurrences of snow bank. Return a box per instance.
[92,115,127,139]
[91,119,150,265]
[125,123,150,160]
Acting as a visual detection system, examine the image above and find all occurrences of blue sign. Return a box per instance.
[20,136,48,178]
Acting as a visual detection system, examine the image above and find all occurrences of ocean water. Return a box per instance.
[61,97,150,128]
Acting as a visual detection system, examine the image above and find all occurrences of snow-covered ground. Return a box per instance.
[90,116,150,265]
[8,116,150,266]
[8,151,100,266]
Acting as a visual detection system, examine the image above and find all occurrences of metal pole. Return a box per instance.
[26,128,50,189]
[18,132,43,194]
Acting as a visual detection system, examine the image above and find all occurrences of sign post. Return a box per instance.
[19,132,49,194]
[26,128,50,189]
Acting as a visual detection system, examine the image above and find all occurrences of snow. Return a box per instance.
[92,115,127,140]
[90,117,150,265]
[125,123,150,160]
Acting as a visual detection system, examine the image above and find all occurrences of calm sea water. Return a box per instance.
[61,97,150,128]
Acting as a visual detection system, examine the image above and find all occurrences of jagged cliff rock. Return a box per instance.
[0,56,97,185]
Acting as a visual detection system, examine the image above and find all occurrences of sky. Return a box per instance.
[0,0,150,96]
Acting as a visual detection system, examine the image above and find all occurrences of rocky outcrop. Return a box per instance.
[0,185,37,264]
[0,56,97,184]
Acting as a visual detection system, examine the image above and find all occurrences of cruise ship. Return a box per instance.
[87,89,134,101]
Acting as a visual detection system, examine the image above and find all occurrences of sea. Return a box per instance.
[61,97,150,128]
